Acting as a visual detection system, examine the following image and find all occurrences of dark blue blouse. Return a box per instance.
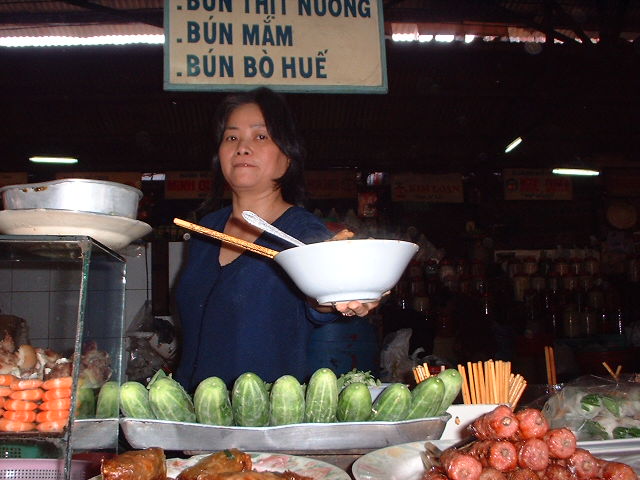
[174,206,339,391]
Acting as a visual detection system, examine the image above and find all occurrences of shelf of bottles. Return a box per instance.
[387,248,640,358]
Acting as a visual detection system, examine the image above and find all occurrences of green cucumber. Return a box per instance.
[120,381,155,419]
[269,375,305,426]
[231,372,269,426]
[148,376,196,423]
[337,382,372,422]
[406,376,445,419]
[369,382,411,422]
[435,368,463,415]
[95,381,120,418]
[194,377,233,426]
[304,367,338,423]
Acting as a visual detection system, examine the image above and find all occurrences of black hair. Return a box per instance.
[196,87,307,218]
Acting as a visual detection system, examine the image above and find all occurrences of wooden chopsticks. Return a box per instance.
[412,363,445,384]
[174,218,279,259]
[602,362,622,381]
[457,360,527,409]
[544,346,557,386]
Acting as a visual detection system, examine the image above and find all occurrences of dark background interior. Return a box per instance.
[1,1,640,254]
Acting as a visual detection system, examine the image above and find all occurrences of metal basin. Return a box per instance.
[0,178,143,219]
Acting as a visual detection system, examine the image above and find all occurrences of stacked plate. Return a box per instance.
[0,179,152,251]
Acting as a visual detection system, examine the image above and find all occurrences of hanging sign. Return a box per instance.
[391,173,464,203]
[164,0,387,93]
[165,171,214,199]
[503,169,572,200]
[305,170,357,199]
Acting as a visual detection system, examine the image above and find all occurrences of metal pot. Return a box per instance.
[0,178,142,219]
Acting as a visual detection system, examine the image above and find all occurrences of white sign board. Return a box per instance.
[164,0,387,93]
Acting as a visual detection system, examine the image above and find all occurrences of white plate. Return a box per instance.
[351,440,455,480]
[577,438,640,456]
[440,404,499,441]
[0,208,152,251]
[351,440,640,480]
[91,451,350,480]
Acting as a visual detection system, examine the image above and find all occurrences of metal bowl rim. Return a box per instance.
[0,178,142,198]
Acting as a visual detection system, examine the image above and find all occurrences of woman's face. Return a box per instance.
[218,102,289,196]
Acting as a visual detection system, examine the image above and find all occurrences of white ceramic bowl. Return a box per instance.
[274,239,418,305]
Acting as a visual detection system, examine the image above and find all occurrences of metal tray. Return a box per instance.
[120,415,450,453]
[72,419,120,450]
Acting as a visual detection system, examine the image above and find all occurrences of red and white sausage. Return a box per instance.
[602,462,638,480]
[480,468,508,480]
[514,409,550,440]
[471,405,520,441]
[441,448,484,480]
[468,441,518,472]
[507,468,540,480]
[544,428,577,460]
[566,448,601,479]
[542,463,577,480]
[423,470,450,480]
[517,438,550,472]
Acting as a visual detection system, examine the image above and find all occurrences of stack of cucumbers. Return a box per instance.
[117,367,462,426]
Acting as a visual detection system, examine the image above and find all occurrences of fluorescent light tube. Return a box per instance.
[552,168,600,176]
[504,136,523,153]
[29,156,78,164]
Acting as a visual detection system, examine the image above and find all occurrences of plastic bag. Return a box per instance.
[542,374,640,441]
[379,328,414,383]
[125,301,178,383]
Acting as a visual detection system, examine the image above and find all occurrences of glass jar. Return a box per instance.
[582,308,599,336]
[513,273,531,302]
[531,275,547,292]
[555,258,570,277]
[583,256,600,276]
[563,307,583,338]
[523,256,538,275]
[578,274,593,292]
[562,273,579,293]
[569,257,582,276]
[439,258,456,282]
[508,258,523,278]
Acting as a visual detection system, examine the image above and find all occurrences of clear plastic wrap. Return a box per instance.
[542,374,640,441]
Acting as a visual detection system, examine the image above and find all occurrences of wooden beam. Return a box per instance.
[551,0,594,45]
[0,9,163,28]
[59,1,163,28]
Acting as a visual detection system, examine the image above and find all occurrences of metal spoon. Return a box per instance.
[242,210,306,247]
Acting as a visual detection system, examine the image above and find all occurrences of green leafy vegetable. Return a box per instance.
[601,395,622,417]
[613,426,640,439]
[580,394,602,413]
[584,419,609,440]
[336,369,381,390]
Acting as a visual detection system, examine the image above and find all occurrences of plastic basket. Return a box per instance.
[0,459,91,480]
[0,444,49,459]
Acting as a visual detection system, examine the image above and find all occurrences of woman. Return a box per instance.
[175,87,379,391]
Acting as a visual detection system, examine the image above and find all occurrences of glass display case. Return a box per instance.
[0,235,125,478]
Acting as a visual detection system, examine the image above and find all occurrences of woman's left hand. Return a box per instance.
[334,299,379,317]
